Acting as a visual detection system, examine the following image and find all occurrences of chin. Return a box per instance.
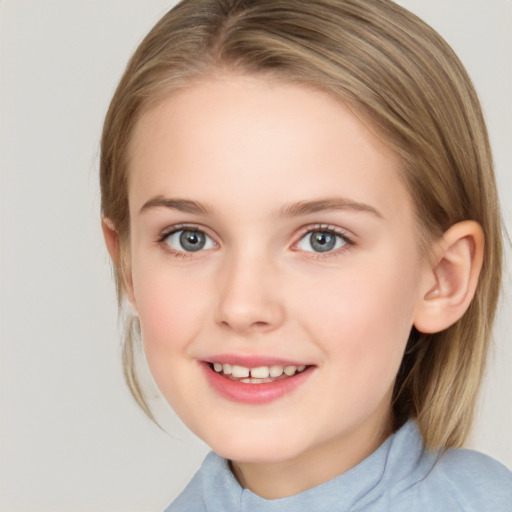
[206,431,307,463]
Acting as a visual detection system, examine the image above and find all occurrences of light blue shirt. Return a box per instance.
[165,420,512,511]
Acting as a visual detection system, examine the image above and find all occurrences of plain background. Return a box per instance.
[0,1,511,510]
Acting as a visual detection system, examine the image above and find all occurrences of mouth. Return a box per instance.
[201,359,315,404]
[208,362,308,383]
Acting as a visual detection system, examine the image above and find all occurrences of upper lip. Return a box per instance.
[202,354,312,368]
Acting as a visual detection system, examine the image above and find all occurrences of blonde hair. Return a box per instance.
[100,0,502,450]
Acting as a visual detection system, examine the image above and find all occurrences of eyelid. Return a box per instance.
[157,223,219,256]
[296,224,354,242]
[155,222,354,258]
[157,223,217,242]
[292,224,355,254]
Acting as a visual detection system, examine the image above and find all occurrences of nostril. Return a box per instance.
[252,321,271,328]
[218,318,272,332]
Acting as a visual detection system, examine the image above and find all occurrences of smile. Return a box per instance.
[210,362,307,383]
[202,360,314,404]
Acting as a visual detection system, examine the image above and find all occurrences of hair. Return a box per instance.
[100,0,502,450]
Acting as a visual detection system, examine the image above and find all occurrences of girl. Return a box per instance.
[100,0,512,510]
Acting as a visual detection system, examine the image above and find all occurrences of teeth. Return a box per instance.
[284,365,297,376]
[212,363,307,379]
[269,365,284,377]
[250,366,270,379]
[231,365,250,378]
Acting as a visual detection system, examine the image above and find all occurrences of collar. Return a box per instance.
[200,420,437,512]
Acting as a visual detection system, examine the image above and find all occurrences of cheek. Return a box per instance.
[297,253,420,381]
[131,259,211,365]
[133,270,214,411]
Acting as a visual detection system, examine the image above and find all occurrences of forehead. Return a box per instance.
[127,74,410,221]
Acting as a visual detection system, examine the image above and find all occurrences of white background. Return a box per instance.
[0,1,511,511]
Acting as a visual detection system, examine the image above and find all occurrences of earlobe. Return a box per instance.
[101,218,137,310]
[414,221,484,334]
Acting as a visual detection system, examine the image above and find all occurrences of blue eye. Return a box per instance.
[297,230,347,253]
[164,229,216,252]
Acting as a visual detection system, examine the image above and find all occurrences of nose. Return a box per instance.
[214,250,285,334]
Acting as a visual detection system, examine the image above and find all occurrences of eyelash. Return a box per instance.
[293,224,355,259]
[157,224,217,259]
[156,223,355,259]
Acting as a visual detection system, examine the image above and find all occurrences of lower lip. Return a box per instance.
[201,363,314,404]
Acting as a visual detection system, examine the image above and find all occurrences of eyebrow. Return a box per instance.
[278,198,382,218]
[139,196,212,215]
[139,195,382,218]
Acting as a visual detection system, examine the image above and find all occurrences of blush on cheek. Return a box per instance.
[136,276,210,373]
[307,280,411,385]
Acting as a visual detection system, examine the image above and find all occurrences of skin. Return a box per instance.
[111,74,476,499]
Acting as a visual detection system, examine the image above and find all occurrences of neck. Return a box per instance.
[230,412,393,500]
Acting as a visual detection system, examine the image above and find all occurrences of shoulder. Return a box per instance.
[387,422,512,511]
[163,470,204,512]
[414,447,512,511]
[163,456,209,512]
[434,448,512,495]
[163,451,239,512]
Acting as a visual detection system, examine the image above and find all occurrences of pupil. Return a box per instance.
[180,230,205,251]
[310,231,335,252]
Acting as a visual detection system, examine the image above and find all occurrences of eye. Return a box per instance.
[163,228,216,252]
[297,229,348,253]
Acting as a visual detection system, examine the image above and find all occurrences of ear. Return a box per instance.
[413,220,484,334]
[102,217,120,264]
[101,218,137,309]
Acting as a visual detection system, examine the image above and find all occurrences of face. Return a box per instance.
[125,75,429,477]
